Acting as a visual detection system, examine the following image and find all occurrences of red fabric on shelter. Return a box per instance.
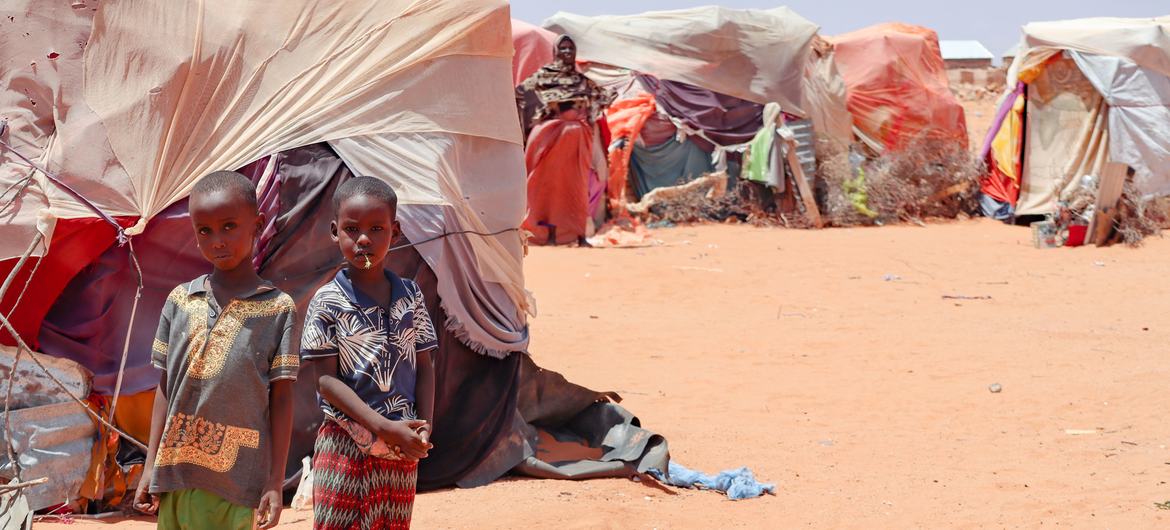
[604,94,657,203]
[511,19,557,87]
[522,111,594,245]
[0,216,138,348]
[981,162,1021,205]
[831,23,968,152]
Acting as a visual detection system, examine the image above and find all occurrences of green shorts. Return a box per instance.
[158,488,254,530]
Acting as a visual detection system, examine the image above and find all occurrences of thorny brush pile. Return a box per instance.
[636,137,983,228]
[818,138,982,226]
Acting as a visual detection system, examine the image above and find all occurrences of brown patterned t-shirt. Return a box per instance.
[149,275,298,509]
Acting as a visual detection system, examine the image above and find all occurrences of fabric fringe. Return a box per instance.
[437,298,526,360]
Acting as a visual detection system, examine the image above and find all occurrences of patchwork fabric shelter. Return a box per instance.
[981,16,1170,217]
[1,0,668,510]
[544,6,850,204]
[545,6,851,146]
[831,23,968,153]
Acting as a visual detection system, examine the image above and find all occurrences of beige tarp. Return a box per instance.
[802,39,854,145]
[1009,16,1170,86]
[0,0,531,351]
[1016,56,1109,215]
[543,6,819,116]
[1,0,521,256]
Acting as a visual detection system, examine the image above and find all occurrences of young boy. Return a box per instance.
[301,176,438,530]
[134,171,296,530]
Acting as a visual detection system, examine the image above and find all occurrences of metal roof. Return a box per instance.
[939,40,995,60]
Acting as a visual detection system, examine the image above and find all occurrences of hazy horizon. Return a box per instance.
[510,1,1165,64]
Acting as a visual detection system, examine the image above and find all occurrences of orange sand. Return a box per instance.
[36,221,1170,528]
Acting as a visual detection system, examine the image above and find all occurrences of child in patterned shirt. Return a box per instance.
[134,171,296,530]
[301,176,438,530]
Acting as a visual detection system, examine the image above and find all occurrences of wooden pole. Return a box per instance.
[785,138,823,228]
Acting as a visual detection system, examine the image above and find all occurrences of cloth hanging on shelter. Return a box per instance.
[745,103,785,189]
[981,91,1026,208]
[604,94,658,203]
[1016,55,1110,216]
[522,113,595,245]
[630,138,714,199]
[639,76,765,148]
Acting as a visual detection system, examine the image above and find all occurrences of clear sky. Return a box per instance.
[510,0,1166,63]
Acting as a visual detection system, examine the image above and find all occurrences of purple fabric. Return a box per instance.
[254,172,282,269]
[980,82,1025,161]
[587,168,604,219]
[638,75,764,148]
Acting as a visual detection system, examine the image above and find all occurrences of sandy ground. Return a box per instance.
[36,220,1170,528]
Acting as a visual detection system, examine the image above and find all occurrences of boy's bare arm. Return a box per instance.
[256,379,293,529]
[133,373,169,514]
[266,380,294,487]
[307,357,429,458]
[415,349,436,440]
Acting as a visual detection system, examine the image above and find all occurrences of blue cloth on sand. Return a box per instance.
[649,461,775,500]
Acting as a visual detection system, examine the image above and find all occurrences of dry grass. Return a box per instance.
[1115,182,1170,247]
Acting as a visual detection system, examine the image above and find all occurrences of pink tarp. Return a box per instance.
[832,23,968,152]
[512,19,557,87]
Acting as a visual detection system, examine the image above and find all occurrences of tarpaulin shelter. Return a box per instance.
[831,23,969,153]
[543,6,851,204]
[981,16,1170,218]
[1,0,667,511]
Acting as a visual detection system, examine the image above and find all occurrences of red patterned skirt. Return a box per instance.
[312,421,418,530]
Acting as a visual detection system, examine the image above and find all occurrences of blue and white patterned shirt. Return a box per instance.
[300,269,438,422]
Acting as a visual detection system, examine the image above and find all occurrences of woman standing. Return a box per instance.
[516,35,613,246]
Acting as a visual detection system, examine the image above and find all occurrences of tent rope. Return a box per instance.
[389,227,520,252]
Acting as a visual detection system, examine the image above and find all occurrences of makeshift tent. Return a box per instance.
[544,6,849,207]
[831,23,969,153]
[981,16,1170,218]
[1,0,667,511]
[545,6,852,146]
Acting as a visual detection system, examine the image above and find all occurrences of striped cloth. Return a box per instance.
[312,421,418,530]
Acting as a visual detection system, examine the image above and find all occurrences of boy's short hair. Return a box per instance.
[333,176,398,214]
[191,171,258,210]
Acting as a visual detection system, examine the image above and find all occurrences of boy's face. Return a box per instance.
[332,195,399,271]
[189,190,262,272]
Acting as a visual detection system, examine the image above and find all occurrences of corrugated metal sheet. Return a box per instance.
[787,119,818,181]
[0,346,91,409]
[939,40,994,60]
[0,401,96,511]
[0,347,94,512]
